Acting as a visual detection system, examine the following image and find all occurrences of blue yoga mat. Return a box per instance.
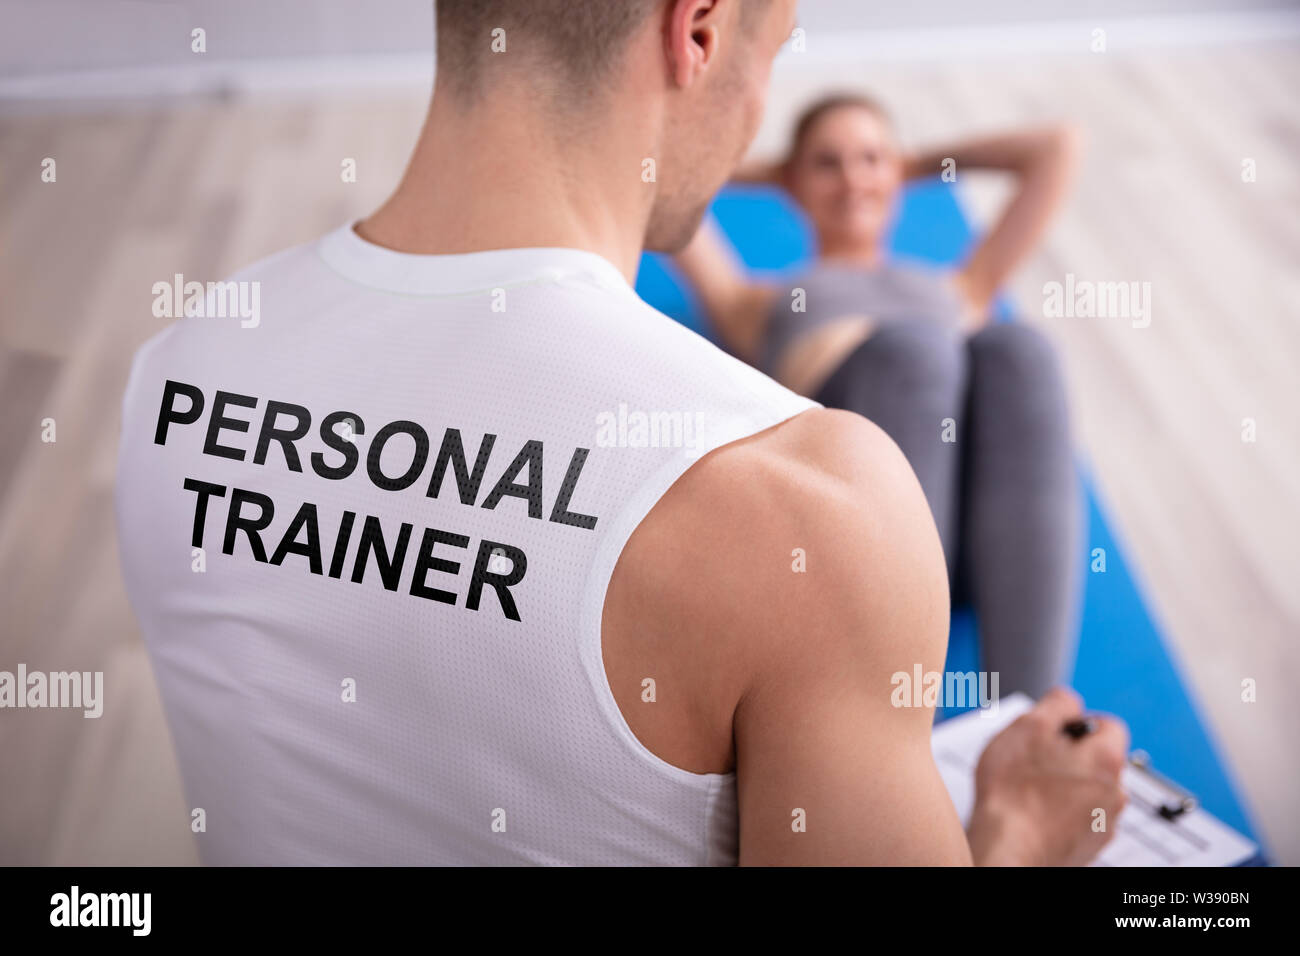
[634,181,1263,850]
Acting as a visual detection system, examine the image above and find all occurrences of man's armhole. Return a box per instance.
[574,402,818,788]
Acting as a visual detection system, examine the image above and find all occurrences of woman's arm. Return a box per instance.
[904,124,1082,319]
[672,216,775,362]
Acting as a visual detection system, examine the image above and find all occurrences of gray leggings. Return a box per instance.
[813,320,1081,697]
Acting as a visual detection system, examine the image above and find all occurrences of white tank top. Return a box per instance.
[114,223,818,865]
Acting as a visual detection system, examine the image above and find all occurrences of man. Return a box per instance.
[115,0,1127,865]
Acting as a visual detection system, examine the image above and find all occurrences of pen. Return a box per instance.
[1062,716,1098,740]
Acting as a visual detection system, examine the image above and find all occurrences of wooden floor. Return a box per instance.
[1,42,1296,864]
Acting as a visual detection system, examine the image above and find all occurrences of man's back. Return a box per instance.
[113,0,1128,868]
[114,223,817,864]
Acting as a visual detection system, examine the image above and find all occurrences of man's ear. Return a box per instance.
[665,0,727,88]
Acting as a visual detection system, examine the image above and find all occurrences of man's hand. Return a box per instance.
[967,687,1129,866]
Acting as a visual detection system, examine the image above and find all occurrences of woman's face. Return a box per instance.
[785,106,903,247]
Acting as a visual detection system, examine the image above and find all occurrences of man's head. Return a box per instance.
[434,0,799,252]
[435,1,664,100]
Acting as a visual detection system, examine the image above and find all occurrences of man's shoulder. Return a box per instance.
[130,237,323,355]
[602,405,949,772]
[691,406,950,702]
[514,270,820,440]
[662,408,934,596]
[612,405,947,681]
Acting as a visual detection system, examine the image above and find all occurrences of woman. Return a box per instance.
[674,94,1083,698]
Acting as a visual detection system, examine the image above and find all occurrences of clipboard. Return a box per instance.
[931,693,1261,867]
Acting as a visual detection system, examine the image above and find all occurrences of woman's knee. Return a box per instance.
[968,323,1071,442]
[968,322,1064,394]
[856,319,967,391]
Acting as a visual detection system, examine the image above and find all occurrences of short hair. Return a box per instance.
[787,92,894,160]
[435,0,663,97]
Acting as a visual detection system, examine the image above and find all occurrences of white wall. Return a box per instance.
[2,0,1293,78]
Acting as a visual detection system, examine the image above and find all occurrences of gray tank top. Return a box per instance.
[760,260,964,376]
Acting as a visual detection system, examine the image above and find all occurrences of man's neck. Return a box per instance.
[357,82,657,284]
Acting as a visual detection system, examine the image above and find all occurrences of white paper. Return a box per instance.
[931,693,1258,867]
